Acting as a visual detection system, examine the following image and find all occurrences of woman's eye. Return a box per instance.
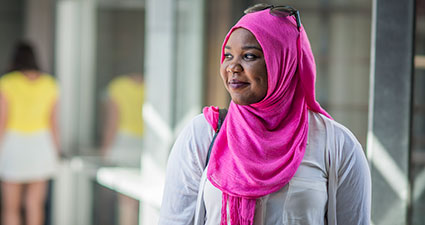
[244,53,257,60]
[224,53,233,60]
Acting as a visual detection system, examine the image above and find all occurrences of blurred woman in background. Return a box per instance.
[0,41,59,225]
[101,73,145,167]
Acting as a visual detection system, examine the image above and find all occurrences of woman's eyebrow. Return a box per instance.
[224,45,263,51]
[242,46,263,51]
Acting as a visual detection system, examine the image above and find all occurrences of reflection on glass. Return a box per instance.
[94,4,145,168]
[92,4,145,225]
[100,73,145,167]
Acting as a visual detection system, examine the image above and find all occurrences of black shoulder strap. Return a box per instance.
[205,108,228,167]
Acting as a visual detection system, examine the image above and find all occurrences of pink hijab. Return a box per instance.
[203,9,331,225]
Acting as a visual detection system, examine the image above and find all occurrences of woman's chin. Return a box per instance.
[231,98,250,105]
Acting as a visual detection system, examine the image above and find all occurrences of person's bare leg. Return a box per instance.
[118,194,139,225]
[24,180,47,225]
[1,182,23,225]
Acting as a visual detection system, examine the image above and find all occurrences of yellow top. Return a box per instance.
[108,76,144,136]
[0,71,58,133]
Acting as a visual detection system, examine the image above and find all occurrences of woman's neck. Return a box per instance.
[21,70,41,81]
[129,73,143,84]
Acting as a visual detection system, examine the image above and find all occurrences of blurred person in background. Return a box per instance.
[159,4,371,225]
[100,73,145,225]
[0,41,59,225]
[100,72,145,167]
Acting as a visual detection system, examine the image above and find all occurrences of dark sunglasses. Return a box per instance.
[244,3,301,31]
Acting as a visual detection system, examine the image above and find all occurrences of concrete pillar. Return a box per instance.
[54,1,96,224]
[55,0,96,155]
[367,0,415,224]
[55,0,82,156]
[142,0,177,170]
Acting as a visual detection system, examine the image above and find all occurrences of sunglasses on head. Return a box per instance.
[244,3,301,31]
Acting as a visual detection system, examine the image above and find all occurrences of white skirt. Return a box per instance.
[0,130,58,182]
[105,132,143,167]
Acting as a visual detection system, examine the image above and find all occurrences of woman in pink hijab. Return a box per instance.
[159,4,371,225]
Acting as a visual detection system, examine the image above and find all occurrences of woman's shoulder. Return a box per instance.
[168,113,215,172]
[0,71,23,92]
[181,113,215,140]
[1,71,22,81]
[39,73,56,81]
[172,113,215,151]
[40,72,54,78]
[309,111,368,176]
[309,111,363,152]
[37,74,58,94]
[108,76,127,88]
[192,113,212,127]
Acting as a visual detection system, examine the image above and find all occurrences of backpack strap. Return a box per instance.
[205,108,228,166]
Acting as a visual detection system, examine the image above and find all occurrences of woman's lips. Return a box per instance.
[229,80,249,89]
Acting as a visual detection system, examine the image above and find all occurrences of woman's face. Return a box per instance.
[220,28,268,105]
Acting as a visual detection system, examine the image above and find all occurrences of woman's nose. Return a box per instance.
[226,62,243,73]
